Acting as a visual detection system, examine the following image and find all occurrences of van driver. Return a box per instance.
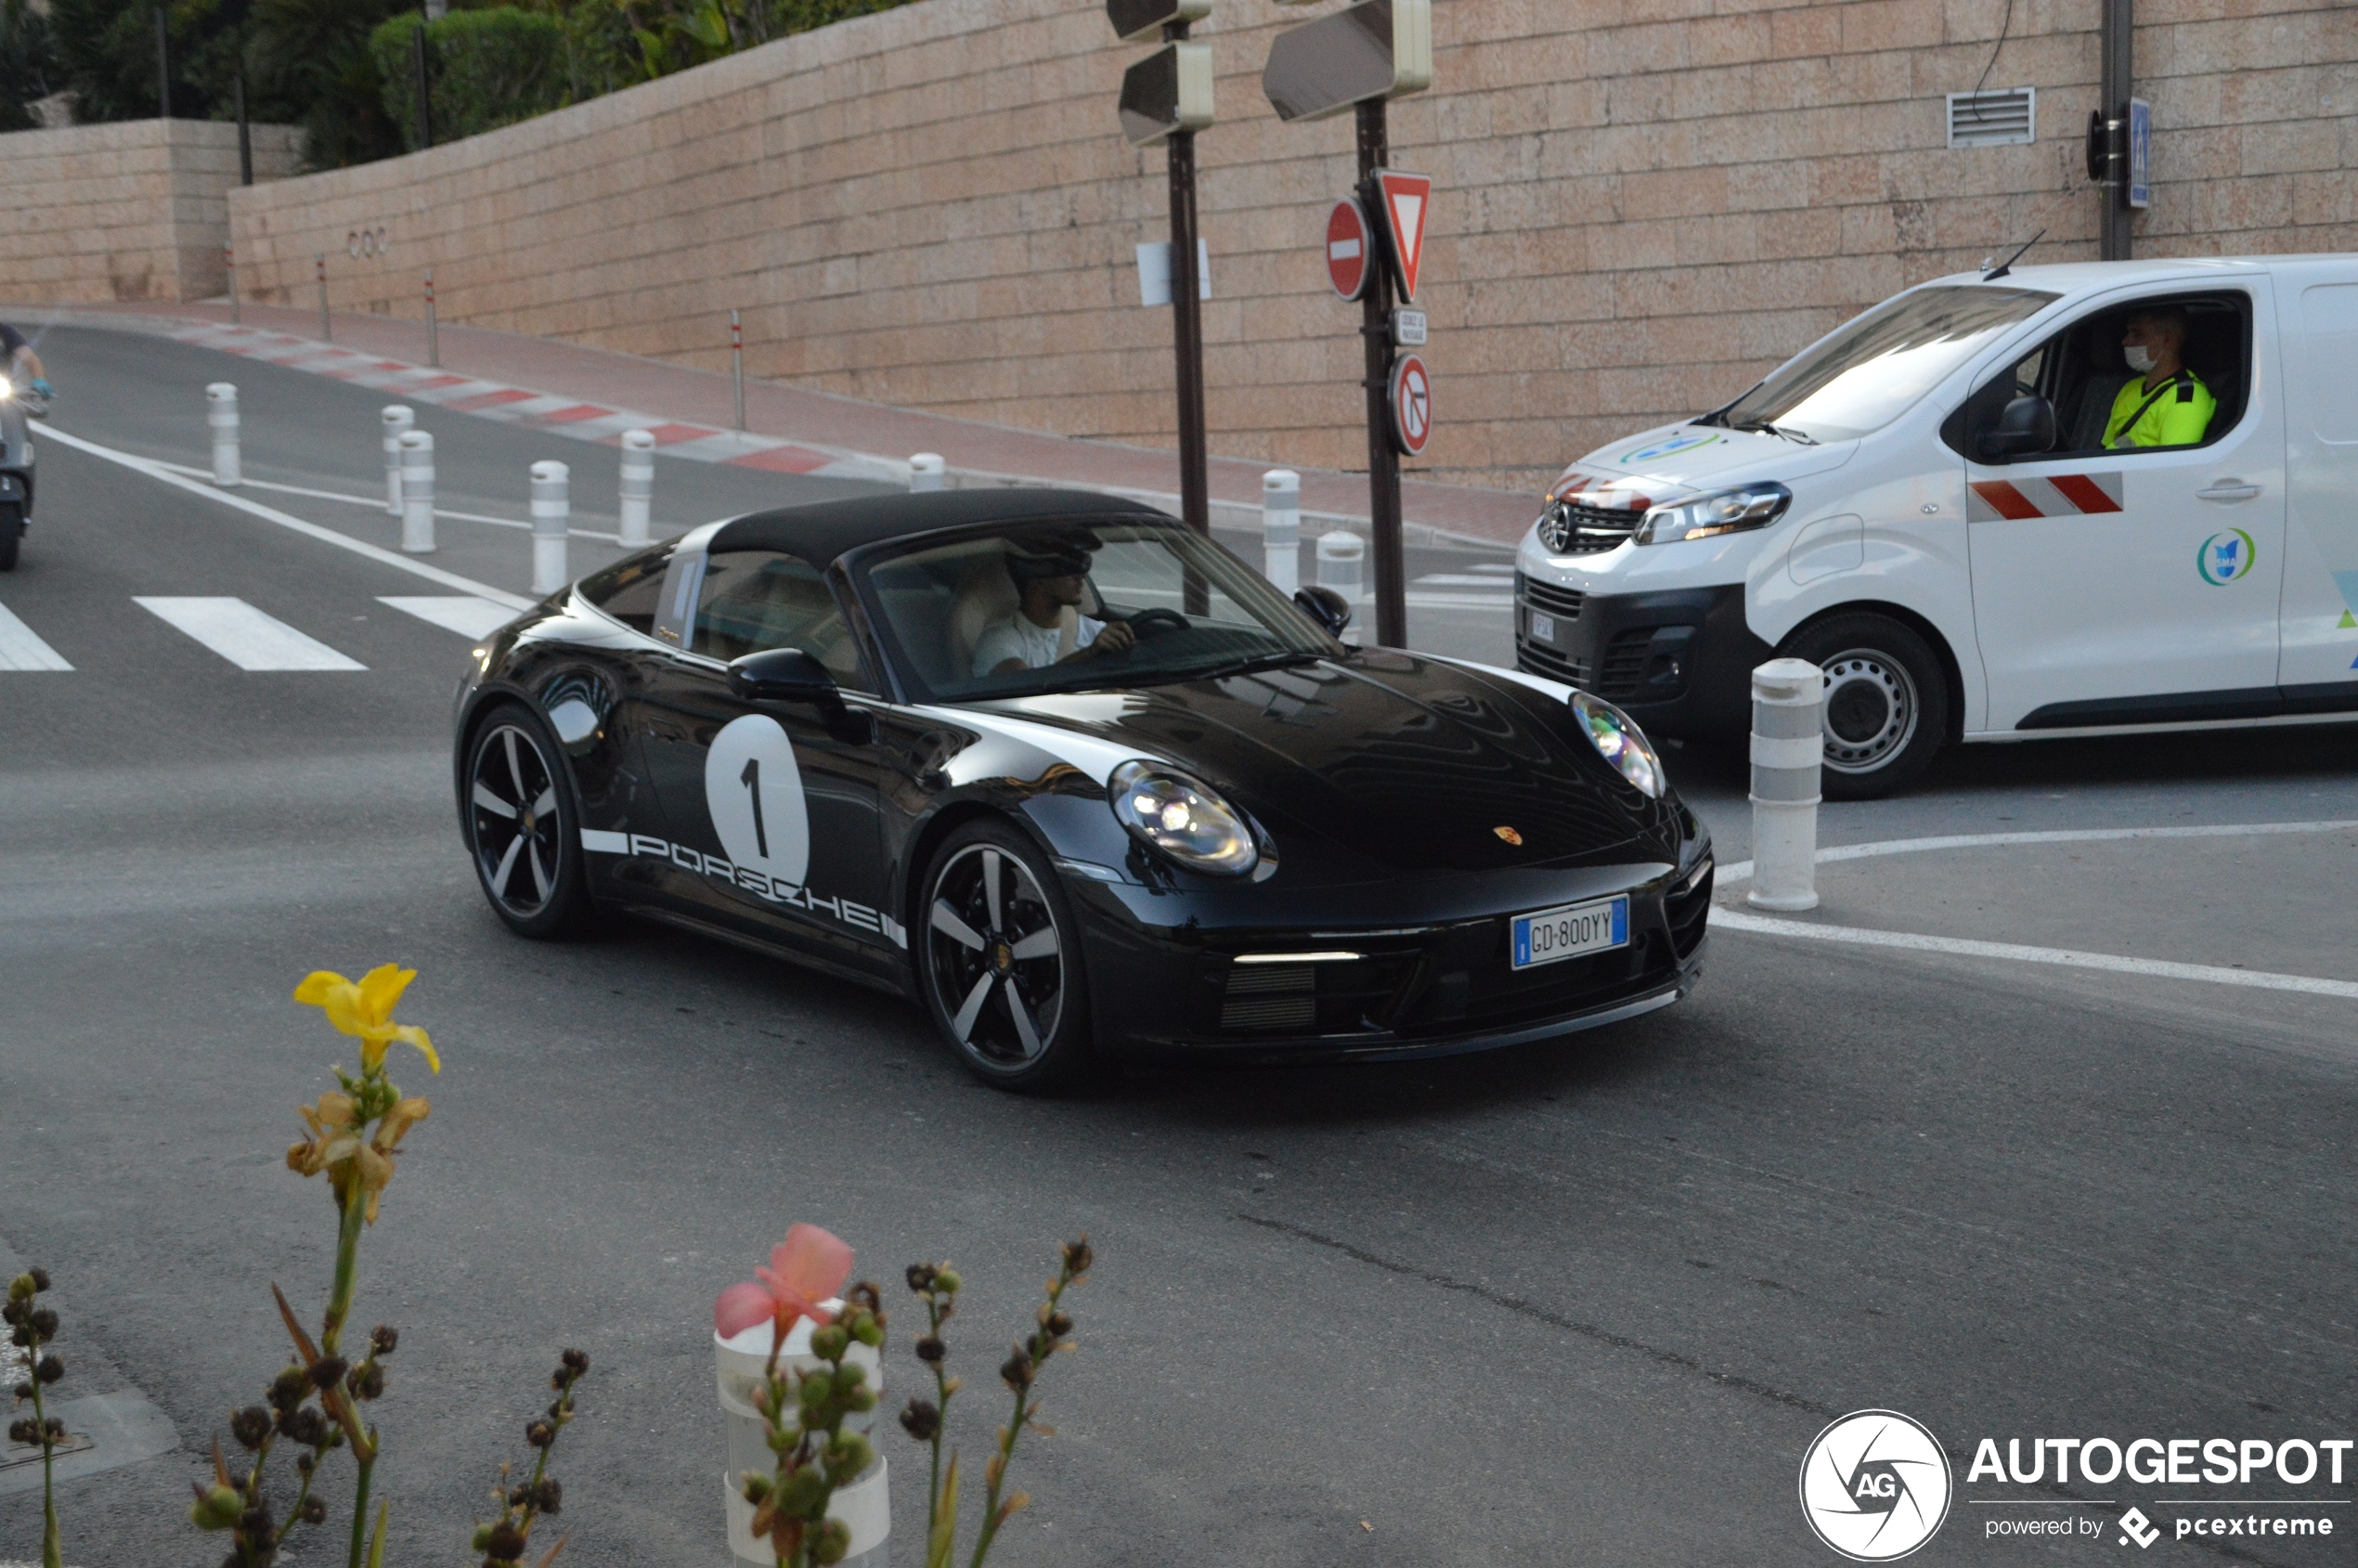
[2105,306,2214,449]
[972,539,1136,676]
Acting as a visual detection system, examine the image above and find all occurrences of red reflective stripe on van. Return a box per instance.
[1969,480,2043,520]
[2046,473,2123,513]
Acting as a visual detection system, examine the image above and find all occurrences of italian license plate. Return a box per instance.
[1510,895,1629,970]
[1527,609,1557,643]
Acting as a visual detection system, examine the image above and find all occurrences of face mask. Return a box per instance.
[2124,344,2156,374]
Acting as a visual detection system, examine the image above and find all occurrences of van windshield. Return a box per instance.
[1708,285,2058,443]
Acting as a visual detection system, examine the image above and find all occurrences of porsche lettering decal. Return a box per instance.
[578,828,906,947]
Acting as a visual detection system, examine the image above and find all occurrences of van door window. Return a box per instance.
[1950,292,2252,460]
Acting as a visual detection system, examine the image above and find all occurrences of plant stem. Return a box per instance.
[320,1178,367,1357]
[28,1362,58,1568]
[344,1447,374,1568]
[925,1296,948,1546]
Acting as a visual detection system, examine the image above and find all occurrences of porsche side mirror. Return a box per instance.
[1294,584,1352,637]
[728,647,837,704]
[1978,395,2056,461]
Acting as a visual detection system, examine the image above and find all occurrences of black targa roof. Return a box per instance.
[707,489,1177,565]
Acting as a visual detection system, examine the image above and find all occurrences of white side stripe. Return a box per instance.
[0,602,71,669]
[134,598,366,671]
[378,596,519,638]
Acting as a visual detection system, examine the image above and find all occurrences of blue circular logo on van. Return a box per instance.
[2196,529,2256,586]
[1619,431,1721,465]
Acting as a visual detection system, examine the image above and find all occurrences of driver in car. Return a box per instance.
[973,538,1136,676]
[2104,305,2214,449]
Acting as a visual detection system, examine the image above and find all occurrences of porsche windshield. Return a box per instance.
[861,518,1340,702]
[1709,284,2058,442]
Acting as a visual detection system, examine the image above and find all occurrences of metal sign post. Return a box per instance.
[1112,0,1215,538]
[1265,0,1432,650]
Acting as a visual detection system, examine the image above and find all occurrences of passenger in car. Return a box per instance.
[2104,306,2215,449]
[972,539,1135,676]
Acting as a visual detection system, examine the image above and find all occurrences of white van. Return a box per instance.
[1515,255,2358,797]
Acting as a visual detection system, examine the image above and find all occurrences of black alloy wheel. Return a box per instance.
[0,501,21,572]
[918,821,1091,1091]
[464,705,590,937]
[1778,613,1950,800]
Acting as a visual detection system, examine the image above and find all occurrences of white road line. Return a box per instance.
[149,460,627,543]
[1711,820,2358,999]
[1403,592,1511,609]
[134,597,367,671]
[1712,906,2358,1000]
[378,595,518,638]
[1414,574,1517,587]
[38,425,536,611]
[0,602,71,669]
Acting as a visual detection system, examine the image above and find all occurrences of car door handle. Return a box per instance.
[2196,481,2262,501]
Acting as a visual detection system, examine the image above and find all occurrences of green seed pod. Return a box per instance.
[810,1325,849,1362]
[832,1363,866,1394]
[853,1317,884,1348]
[933,1268,962,1294]
[740,1473,771,1506]
[191,1484,245,1530]
[472,1523,496,1551]
[848,1386,876,1414]
[812,1518,852,1565]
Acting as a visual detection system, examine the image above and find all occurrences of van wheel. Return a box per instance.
[1779,614,1949,800]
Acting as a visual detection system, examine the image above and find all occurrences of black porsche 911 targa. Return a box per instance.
[452,489,1712,1089]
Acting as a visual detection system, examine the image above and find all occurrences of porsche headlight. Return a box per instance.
[1108,760,1259,876]
[1634,482,1791,546]
[1571,691,1665,799]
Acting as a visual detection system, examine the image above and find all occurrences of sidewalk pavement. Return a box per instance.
[6,299,1540,551]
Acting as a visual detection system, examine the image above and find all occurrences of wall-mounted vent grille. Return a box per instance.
[1947,88,2036,148]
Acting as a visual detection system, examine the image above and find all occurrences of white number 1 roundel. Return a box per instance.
[705,715,810,889]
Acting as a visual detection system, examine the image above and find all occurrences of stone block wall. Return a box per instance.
[225,0,2355,494]
[0,119,304,304]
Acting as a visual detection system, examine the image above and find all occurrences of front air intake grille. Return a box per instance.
[1516,639,1586,686]
[1596,628,1655,698]
[1665,864,1713,960]
[1218,964,1317,1032]
[1516,573,1586,622]
[1535,499,1642,555]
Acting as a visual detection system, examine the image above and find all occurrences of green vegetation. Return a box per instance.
[0,0,917,169]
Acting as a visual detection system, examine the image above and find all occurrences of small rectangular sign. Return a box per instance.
[1136,240,1212,307]
[1392,307,1428,346]
[1510,895,1629,970]
[2126,97,2152,209]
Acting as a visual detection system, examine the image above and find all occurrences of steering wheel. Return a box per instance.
[1124,607,1191,640]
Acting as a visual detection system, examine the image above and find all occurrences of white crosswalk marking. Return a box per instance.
[378,596,519,638]
[0,602,71,670]
[133,598,366,671]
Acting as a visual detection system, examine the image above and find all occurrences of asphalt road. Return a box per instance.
[0,326,2353,1568]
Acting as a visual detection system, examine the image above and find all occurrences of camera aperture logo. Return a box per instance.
[1801,1410,1955,1561]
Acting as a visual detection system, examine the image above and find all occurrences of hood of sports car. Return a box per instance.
[977,652,1674,875]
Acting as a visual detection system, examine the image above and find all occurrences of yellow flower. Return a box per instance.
[293,965,440,1075]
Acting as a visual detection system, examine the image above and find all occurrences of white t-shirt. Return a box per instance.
[972,613,1103,677]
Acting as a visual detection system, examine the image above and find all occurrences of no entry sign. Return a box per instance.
[1326,197,1371,301]
[1390,353,1432,456]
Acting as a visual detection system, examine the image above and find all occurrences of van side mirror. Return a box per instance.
[1978,395,2056,461]
[1294,585,1352,637]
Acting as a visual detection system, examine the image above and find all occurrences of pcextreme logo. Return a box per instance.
[2197,528,2257,586]
[1800,1410,1954,1561]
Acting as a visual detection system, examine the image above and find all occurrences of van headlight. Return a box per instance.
[1634,482,1791,545]
[1108,760,1260,875]
[1571,691,1665,798]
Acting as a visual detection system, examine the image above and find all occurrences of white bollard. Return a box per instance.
[908,452,945,493]
[381,406,414,514]
[1748,657,1826,911]
[1315,530,1365,603]
[530,460,569,595]
[205,382,240,487]
[716,1314,889,1568]
[398,429,436,554]
[618,429,654,548]
[1262,469,1301,593]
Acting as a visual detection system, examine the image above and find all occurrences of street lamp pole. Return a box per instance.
[1355,99,1406,649]
[1165,20,1209,539]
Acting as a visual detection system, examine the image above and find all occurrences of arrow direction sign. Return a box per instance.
[1370,168,1432,301]
[1106,0,1210,44]
[1261,0,1432,123]
[1326,197,1371,301]
[1119,42,1214,147]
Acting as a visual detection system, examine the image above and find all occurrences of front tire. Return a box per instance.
[463,703,592,937]
[917,820,1093,1092]
[1778,614,1950,800]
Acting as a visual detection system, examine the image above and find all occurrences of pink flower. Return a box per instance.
[714,1224,855,1339]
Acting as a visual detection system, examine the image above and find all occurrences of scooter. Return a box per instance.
[0,374,47,573]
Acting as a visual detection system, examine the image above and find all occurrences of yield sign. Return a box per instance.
[1371,168,1432,301]
[1326,196,1371,301]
